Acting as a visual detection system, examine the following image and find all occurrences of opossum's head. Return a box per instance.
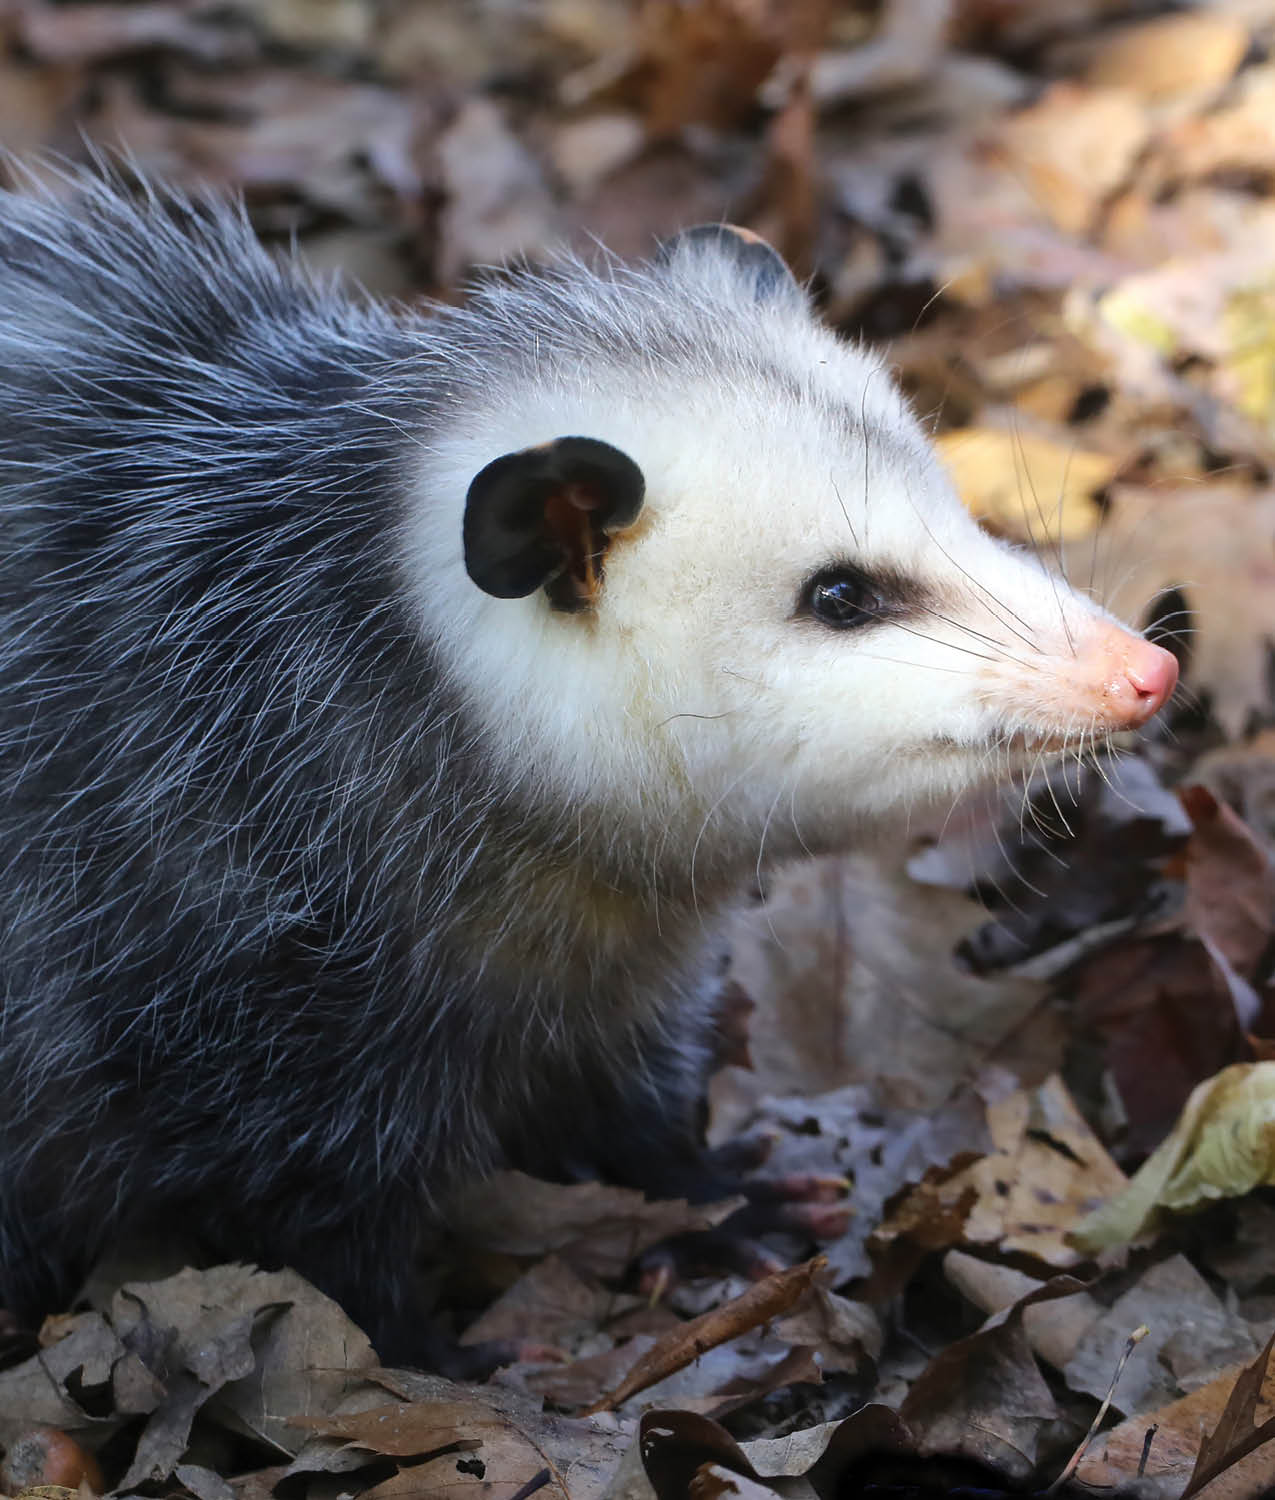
[414,227,1176,867]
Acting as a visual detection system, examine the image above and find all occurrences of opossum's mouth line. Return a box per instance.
[928,731,1073,758]
[1005,731,1071,755]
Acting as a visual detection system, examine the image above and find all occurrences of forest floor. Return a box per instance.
[4,1,1275,1496]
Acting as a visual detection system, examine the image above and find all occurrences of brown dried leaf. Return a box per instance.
[1184,1331,1275,1499]
[639,1409,761,1500]
[630,0,825,137]
[870,1174,978,1265]
[804,0,950,107]
[1151,63,1275,187]
[16,0,254,65]
[1078,1335,1275,1495]
[720,851,1050,1136]
[769,1288,881,1375]
[898,1279,1080,1482]
[952,0,1138,49]
[1191,732,1275,858]
[950,1074,1128,1267]
[140,1265,377,1456]
[459,1255,612,1350]
[750,67,816,275]
[1181,784,1275,979]
[549,113,646,198]
[1069,932,1246,1158]
[114,1309,258,1489]
[0,61,81,157]
[435,96,560,283]
[291,1398,519,1458]
[444,1172,741,1280]
[585,1258,826,1414]
[83,67,427,221]
[349,1370,630,1499]
[737,1418,840,1477]
[1078,1382,1224,1491]
[252,0,372,51]
[992,82,1149,236]
[743,1079,993,1291]
[565,142,746,261]
[648,1343,825,1423]
[1078,487,1275,740]
[291,1394,608,1499]
[175,1464,235,1500]
[523,1338,657,1411]
[942,1251,1102,1373]
[0,1314,126,1447]
[378,0,629,88]
[801,1404,916,1492]
[1082,11,1247,102]
[686,1467,781,1498]
[361,1456,564,1500]
[924,755,1189,980]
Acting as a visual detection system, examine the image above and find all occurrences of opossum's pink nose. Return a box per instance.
[1110,638,1178,728]
[1000,625,1178,741]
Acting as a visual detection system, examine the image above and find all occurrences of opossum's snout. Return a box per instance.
[1083,628,1178,730]
[986,611,1178,755]
[1032,621,1178,737]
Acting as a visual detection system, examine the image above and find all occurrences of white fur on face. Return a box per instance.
[408,245,1165,867]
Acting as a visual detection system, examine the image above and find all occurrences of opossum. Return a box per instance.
[0,175,1176,1361]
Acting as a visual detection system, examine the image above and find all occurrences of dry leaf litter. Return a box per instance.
[5,0,1275,1496]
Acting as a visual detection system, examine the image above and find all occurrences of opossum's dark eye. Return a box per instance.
[803,569,883,629]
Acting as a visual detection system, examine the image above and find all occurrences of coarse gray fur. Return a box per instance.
[0,173,790,1354]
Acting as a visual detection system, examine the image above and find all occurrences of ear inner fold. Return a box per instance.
[464,437,645,609]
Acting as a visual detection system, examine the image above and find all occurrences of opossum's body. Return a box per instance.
[0,179,1175,1355]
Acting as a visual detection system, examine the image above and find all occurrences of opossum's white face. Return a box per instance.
[414,229,1176,872]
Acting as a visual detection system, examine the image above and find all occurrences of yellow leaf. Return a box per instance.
[1069,1063,1275,1252]
[1096,283,1179,356]
[1223,280,1275,436]
[935,428,1112,543]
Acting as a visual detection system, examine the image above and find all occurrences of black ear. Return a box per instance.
[659,223,800,303]
[464,437,645,611]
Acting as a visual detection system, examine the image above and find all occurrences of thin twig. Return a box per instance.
[1048,1324,1149,1495]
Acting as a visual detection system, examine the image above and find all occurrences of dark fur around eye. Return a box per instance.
[800,567,889,629]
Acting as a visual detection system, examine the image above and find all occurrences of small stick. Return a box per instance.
[1138,1424,1158,1478]
[1047,1324,1149,1495]
[507,1469,552,1500]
